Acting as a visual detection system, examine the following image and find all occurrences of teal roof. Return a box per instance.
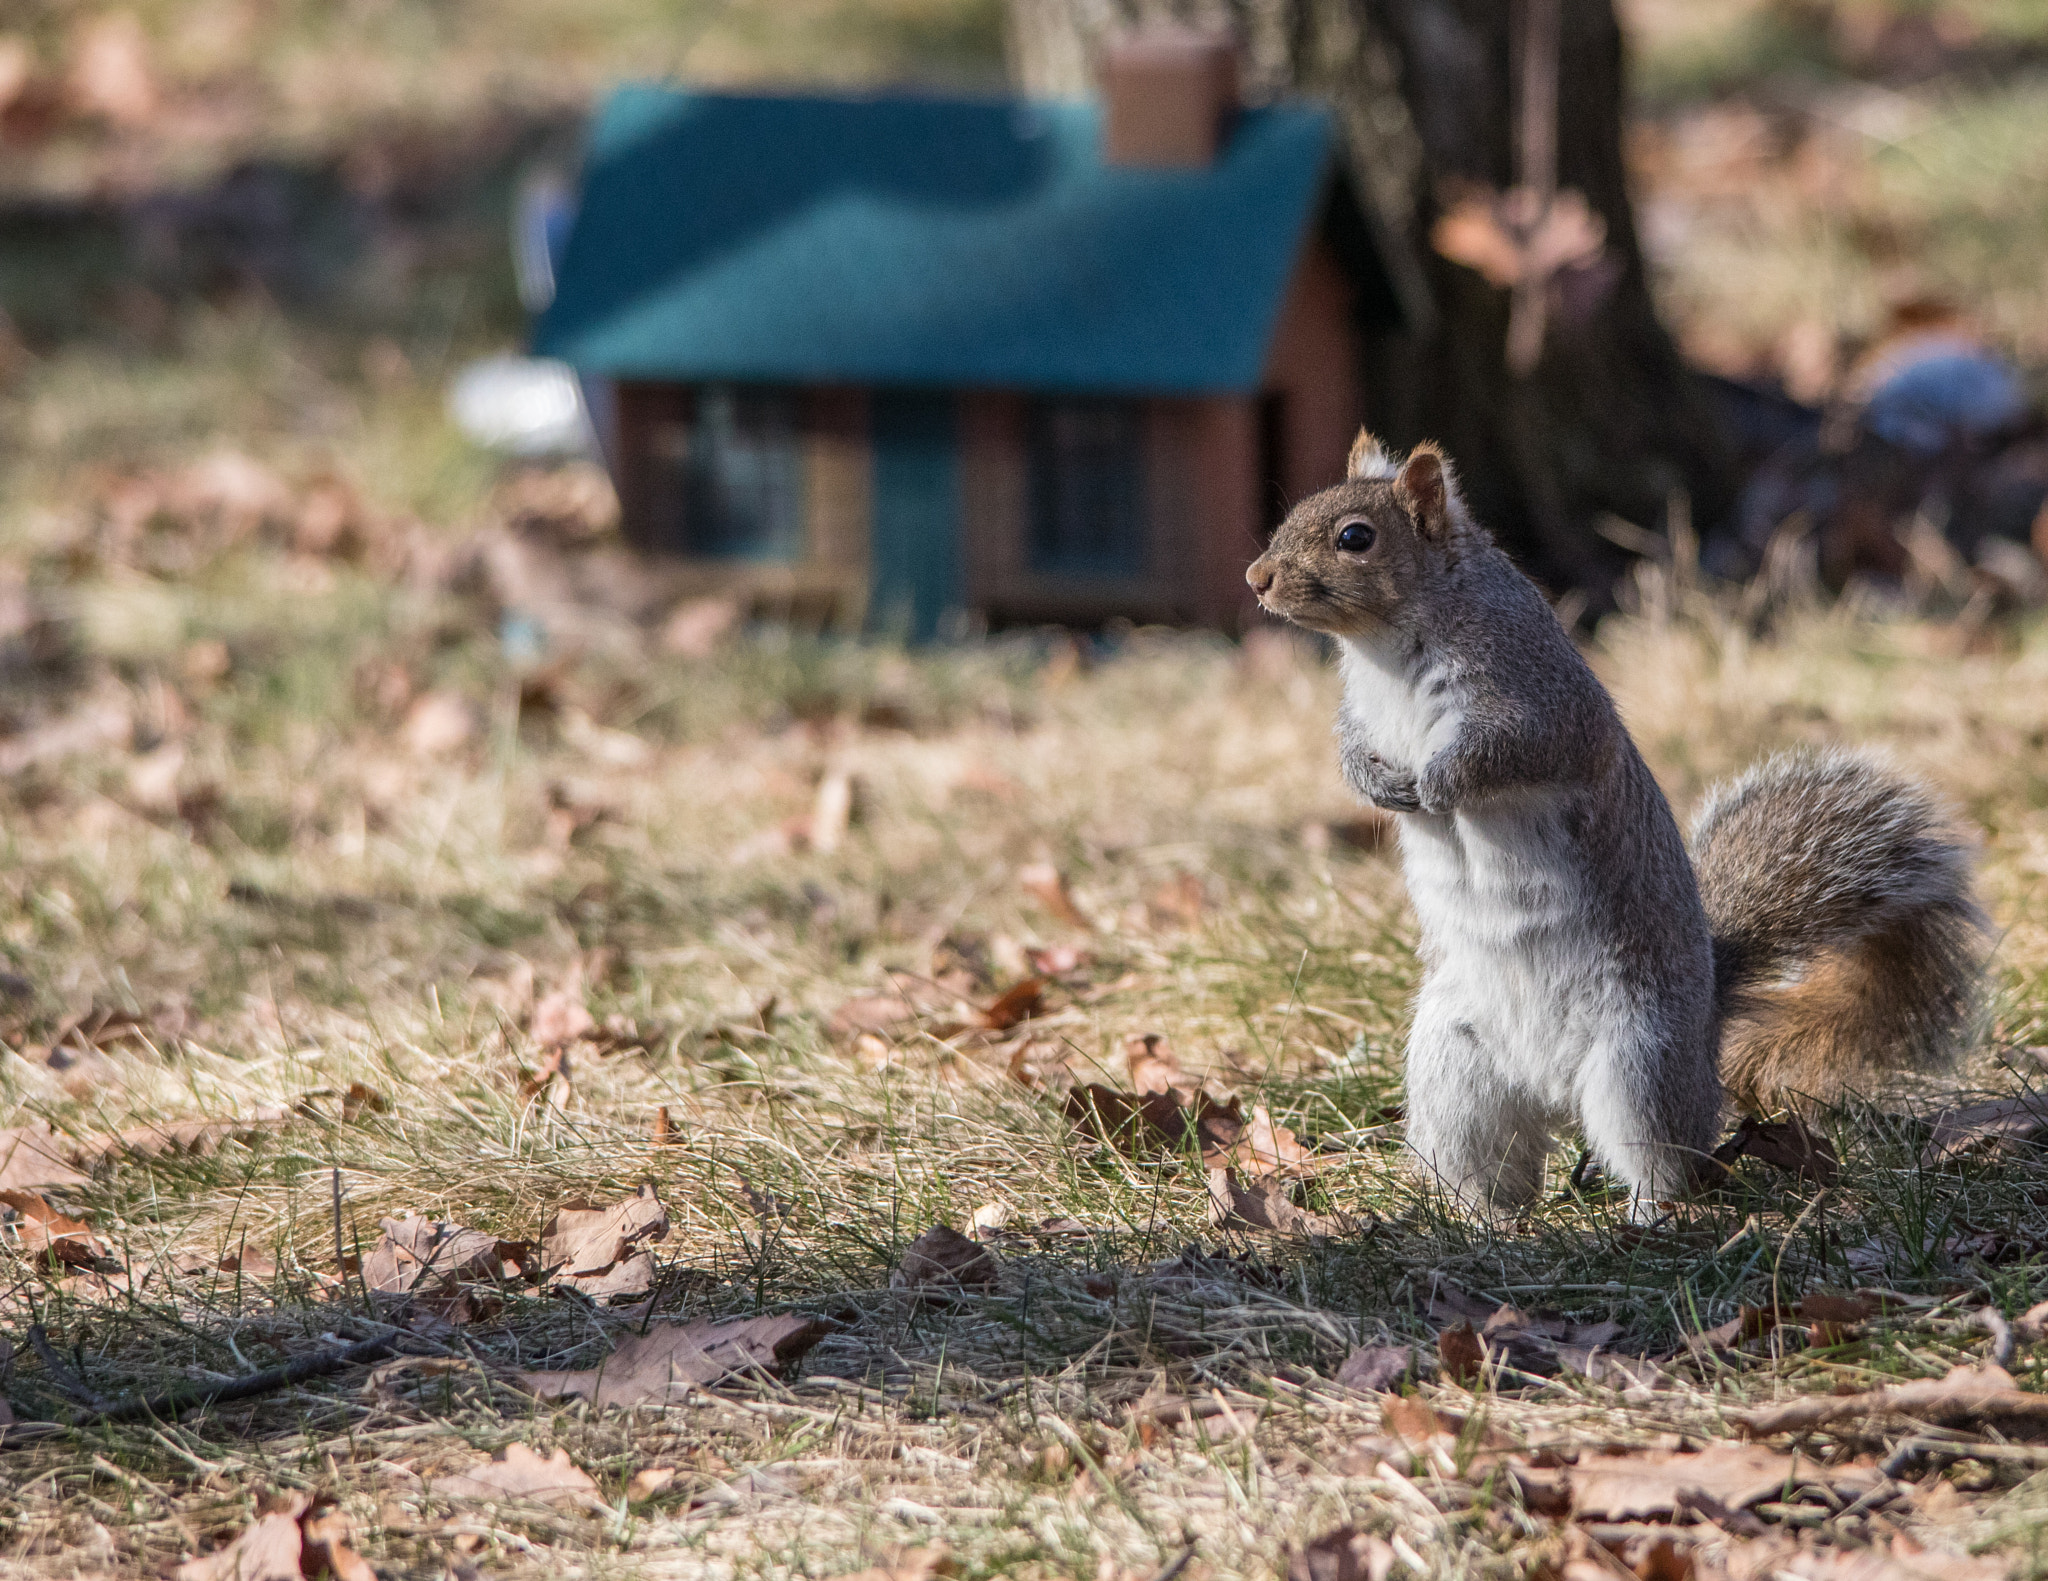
[536,86,1363,395]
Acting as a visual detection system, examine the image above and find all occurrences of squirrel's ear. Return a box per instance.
[1395,443,1453,538]
[1346,428,1396,481]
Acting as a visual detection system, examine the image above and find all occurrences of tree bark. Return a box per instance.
[1007,0,1736,601]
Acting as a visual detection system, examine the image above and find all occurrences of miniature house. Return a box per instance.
[536,32,1403,635]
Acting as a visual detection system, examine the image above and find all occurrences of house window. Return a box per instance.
[1027,399,1146,577]
[682,386,803,559]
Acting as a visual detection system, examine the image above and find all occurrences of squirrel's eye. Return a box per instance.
[1336,520,1376,553]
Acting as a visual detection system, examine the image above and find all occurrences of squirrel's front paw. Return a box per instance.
[1364,755,1423,814]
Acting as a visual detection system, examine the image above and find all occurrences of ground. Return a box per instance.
[3,2,2048,1579]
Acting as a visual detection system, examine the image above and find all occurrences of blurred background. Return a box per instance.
[0,0,2044,673]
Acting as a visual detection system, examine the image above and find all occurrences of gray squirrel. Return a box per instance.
[1246,431,1985,1213]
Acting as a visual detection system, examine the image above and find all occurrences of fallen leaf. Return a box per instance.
[890,1224,998,1294]
[1211,1103,1319,1178]
[531,987,596,1048]
[826,1544,955,1581]
[432,1443,603,1510]
[653,1105,674,1145]
[174,1494,372,1581]
[360,1213,518,1323]
[0,1123,89,1191]
[1018,862,1089,929]
[968,1202,1012,1241]
[1921,1093,2048,1165]
[830,991,921,1037]
[540,1183,668,1301]
[975,977,1044,1031]
[1714,1115,1839,1185]
[1206,1166,1350,1238]
[0,1188,108,1268]
[1733,1362,2048,1438]
[516,1314,825,1407]
[1146,873,1205,930]
[1438,1322,1485,1383]
[1796,1291,1875,1325]
[626,1465,678,1503]
[1289,1527,1394,1581]
[1560,1442,1879,1522]
[1335,1344,1416,1394]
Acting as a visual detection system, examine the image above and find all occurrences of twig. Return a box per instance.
[19,1332,401,1433]
[1148,1545,1196,1581]
[27,1325,113,1413]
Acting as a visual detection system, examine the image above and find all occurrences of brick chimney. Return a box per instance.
[1100,24,1239,170]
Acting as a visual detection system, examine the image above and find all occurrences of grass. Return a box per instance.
[1,1,2046,1575]
[2,497,2048,1575]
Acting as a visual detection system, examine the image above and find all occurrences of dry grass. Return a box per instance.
[2,506,2048,1577]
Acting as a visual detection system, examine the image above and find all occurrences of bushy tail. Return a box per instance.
[1691,748,1986,1113]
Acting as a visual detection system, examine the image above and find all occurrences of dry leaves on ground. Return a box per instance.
[1921,1092,2048,1164]
[174,1493,373,1581]
[516,1314,825,1408]
[0,1123,88,1191]
[430,1443,604,1511]
[1206,1167,1351,1238]
[0,1189,111,1269]
[1018,862,1089,929]
[1734,1362,2048,1438]
[1509,1442,1882,1523]
[1715,1115,1841,1185]
[890,1224,999,1295]
[360,1214,529,1324]
[1335,1343,1419,1394]
[539,1183,667,1300]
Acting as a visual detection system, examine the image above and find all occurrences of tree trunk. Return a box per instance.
[1007,0,1737,601]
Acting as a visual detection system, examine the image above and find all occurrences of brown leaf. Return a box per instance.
[1206,1167,1350,1238]
[975,977,1044,1032]
[298,1499,377,1581]
[1796,1291,1875,1325]
[174,1493,372,1581]
[1018,862,1089,928]
[360,1214,513,1322]
[0,1122,88,1191]
[1288,1526,1395,1581]
[830,991,921,1037]
[540,1183,668,1300]
[827,1545,956,1581]
[1560,1442,1881,1522]
[1733,1362,2048,1439]
[431,1443,604,1510]
[1381,1395,1454,1444]
[0,1188,108,1268]
[1209,1103,1318,1178]
[890,1224,998,1294]
[531,988,596,1048]
[626,1465,677,1503]
[174,1495,312,1581]
[1437,1322,1485,1383]
[1146,872,1206,930]
[1714,1114,1840,1185]
[652,1105,674,1145]
[516,1314,826,1408]
[1336,1344,1416,1394]
[1921,1093,2048,1164]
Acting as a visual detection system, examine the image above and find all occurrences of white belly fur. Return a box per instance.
[1340,638,1619,1108]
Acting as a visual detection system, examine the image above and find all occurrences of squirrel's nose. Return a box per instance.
[1246,558,1276,596]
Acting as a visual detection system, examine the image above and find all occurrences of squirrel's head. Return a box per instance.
[1244,431,1465,638]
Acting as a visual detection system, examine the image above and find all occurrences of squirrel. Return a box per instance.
[1245,430,1986,1213]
